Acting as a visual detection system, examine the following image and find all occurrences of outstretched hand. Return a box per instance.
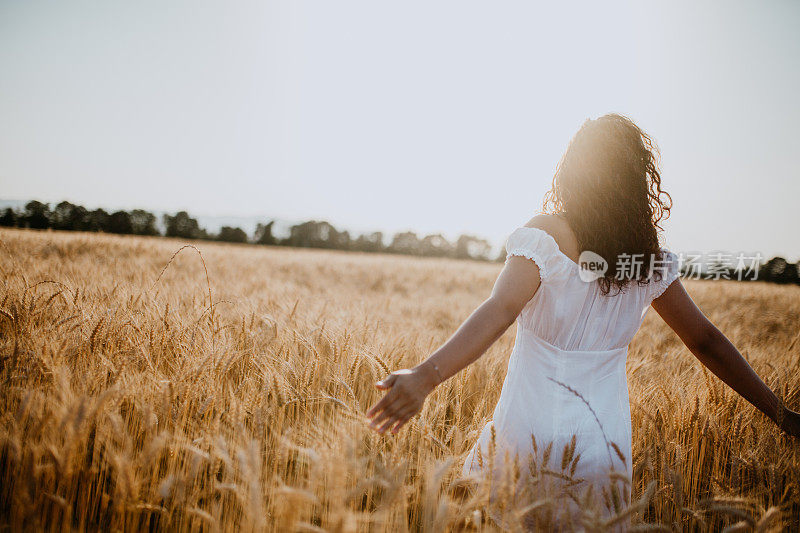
[366,364,439,435]
[779,408,800,438]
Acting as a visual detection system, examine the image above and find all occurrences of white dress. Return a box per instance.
[462,226,680,526]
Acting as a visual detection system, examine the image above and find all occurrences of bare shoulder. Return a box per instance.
[522,213,580,260]
[523,213,566,233]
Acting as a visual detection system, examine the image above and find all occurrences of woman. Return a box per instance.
[365,114,800,524]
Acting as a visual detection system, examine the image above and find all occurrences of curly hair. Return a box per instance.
[542,113,672,296]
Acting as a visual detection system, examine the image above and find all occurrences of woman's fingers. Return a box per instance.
[366,400,384,419]
[390,410,415,434]
[375,404,418,435]
[365,369,427,435]
[366,388,397,418]
[366,373,403,417]
[375,373,398,390]
[376,413,400,434]
[369,398,411,430]
[369,405,396,430]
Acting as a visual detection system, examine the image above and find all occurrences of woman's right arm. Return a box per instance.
[365,253,544,434]
[651,280,800,437]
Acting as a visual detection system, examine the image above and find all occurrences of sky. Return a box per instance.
[1,1,798,260]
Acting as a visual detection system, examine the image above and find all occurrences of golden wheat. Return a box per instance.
[1,228,798,531]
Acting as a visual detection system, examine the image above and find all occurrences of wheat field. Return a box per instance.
[1,228,799,531]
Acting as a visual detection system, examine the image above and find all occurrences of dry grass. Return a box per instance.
[0,228,798,531]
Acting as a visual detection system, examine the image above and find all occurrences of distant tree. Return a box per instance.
[23,201,51,229]
[353,231,384,253]
[389,231,421,255]
[51,201,71,230]
[53,202,90,231]
[784,262,799,285]
[217,226,248,243]
[130,209,159,235]
[254,221,277,245]
[0,207,17,227]
[335,229,351,250]
[70,205,89,231]
[454,234,492,261]
[420,234,453,257]
[284,221,349,249]
[163,211,207,239]
[762,257,797,284]
[85,209,110,232]
[495,247,507,263]
[52,201,78,230]
[106,211,134,234]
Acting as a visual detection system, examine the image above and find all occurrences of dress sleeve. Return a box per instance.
[504,227,563,283]
[648,249,681,301]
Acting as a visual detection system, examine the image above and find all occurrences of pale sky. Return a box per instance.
[1,1,798,260]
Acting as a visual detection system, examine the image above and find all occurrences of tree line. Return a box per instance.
[3,200,798,283]
[1,200,500,261]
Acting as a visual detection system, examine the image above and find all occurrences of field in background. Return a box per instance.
[1,228,799,531]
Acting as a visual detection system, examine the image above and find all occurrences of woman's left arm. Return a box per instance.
[366,255,543,434]
[651,279,800,438]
